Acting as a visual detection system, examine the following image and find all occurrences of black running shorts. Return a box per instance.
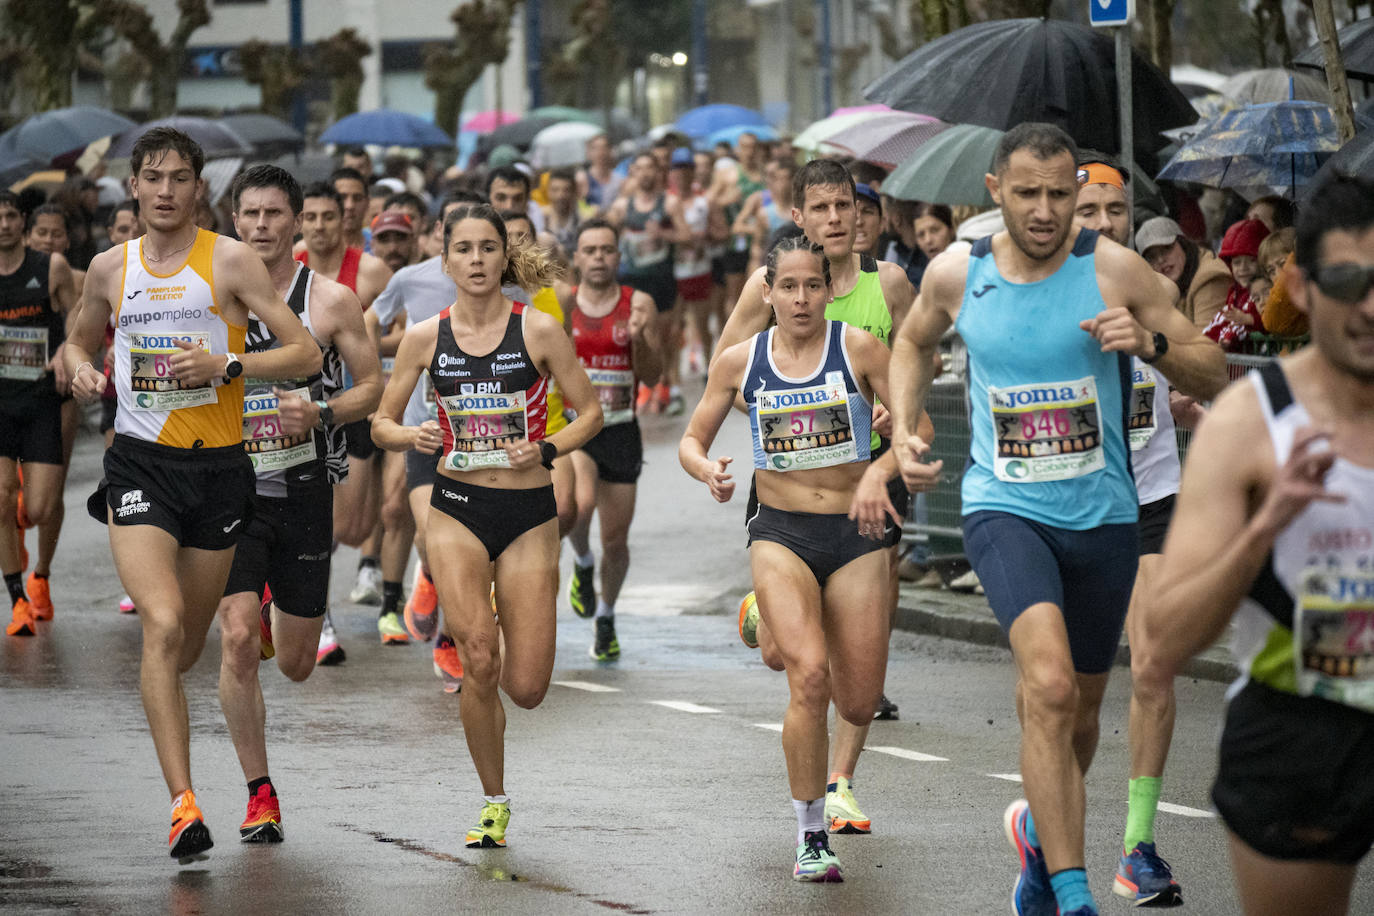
[0,393,63,464]
[746,502,885,586]
[91,434,254,551]
[580,420,643,484]
[429,477,556,562]
[1214,680,1374,865]
[223,489,332,618]
[405,448,440,492]
[1137,494,1176,556]
[343,417,378,460]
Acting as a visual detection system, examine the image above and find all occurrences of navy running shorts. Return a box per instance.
[962,510,1138,674]
[746,502,886,586]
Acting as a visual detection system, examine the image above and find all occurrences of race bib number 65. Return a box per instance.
[129,330,216,411]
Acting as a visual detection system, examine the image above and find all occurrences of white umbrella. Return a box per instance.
[530,121,604,170]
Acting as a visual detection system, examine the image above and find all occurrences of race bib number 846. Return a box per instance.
[989,376,1104,483]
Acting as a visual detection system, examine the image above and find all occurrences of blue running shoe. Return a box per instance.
[1061,909,1098,916]
[1113,842,1182,907]
[1003,799,1057,916]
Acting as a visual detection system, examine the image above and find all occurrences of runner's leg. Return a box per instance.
[1227,833,1355,916]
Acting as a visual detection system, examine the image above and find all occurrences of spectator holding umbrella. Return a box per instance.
[1136,216,1234,330]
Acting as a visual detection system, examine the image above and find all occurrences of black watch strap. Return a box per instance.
[1143,332,1168,364]
[537,439,557,469]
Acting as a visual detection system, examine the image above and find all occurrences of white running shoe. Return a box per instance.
[316,611,346,665]
[348,565,383,605]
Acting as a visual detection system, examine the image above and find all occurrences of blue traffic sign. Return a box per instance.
[1089,0,1135,27]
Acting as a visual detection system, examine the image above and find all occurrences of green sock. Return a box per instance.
[1123,776,1162,850]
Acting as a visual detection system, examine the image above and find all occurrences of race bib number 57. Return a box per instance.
[989,376,1104,483]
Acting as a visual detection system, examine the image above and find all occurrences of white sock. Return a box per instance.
[483,794,509,805]
[594,599,614,619]
[792,798,825,844]
[574,550,594,568]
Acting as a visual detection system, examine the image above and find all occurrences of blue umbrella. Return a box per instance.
[319,108,453,148]
[0,106,139,165]
[705,123,778,150]
[1158,100,1341,197]
[675,104,769,140]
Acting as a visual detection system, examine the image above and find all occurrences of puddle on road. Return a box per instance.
[338,824,653,914]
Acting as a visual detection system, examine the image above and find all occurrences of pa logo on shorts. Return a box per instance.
[116,488,151,518]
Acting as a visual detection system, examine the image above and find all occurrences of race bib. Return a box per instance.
[1294,567,1374,712]
[1128,365,1157,452]
[439,388,526,471]
[128,330,217,411]
[989,376,1104,483]
[755,371,859,471]
[380,356,395,388]
[588,367,635,426]
[0,324,48,381]
[242,381,316,474]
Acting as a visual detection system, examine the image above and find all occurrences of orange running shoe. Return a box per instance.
[636,382,652,410]
[240,784,283,843]
[169,789,213,864]
[403,566,439,641]
[433,636,463,694]
[6,597,36,636]
[26,573,52,621]
[654,382,671,412]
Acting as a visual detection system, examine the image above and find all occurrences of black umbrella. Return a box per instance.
[221,113,304,158]
[108,117,253,160]
[477,116,565,155]
[0,105,139,166]
[1293,17,1374,82]
[1306,127,1374,197]
[862,18,1196,157]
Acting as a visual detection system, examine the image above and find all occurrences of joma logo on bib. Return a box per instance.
[990,385,1083,408]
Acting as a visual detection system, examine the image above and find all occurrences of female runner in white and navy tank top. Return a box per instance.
[371,205,602,850]
[678,236,915,882]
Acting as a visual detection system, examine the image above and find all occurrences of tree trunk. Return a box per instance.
[1146,0,1174,75]
[922,0,948,40]
[1313,0,1357,142]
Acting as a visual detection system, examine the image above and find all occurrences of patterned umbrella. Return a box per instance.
[882,124,1004,207]
[824,112,949,167]
[1158,100,1341,197]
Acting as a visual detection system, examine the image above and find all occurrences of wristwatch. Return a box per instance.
[222,352,243,383]
[314,399,334,430]
[537,439,557,470]
[1142,332,1169,365]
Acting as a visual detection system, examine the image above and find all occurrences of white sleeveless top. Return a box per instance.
[113,229,245,449]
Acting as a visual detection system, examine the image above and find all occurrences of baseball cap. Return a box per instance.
[854,182,881,208]
[669,147,693,168]
[1134,216,1182,255]
[370,211,413,236]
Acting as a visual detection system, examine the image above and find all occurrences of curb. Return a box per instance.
[895,585,1239,684]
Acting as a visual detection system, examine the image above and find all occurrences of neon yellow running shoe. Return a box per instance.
[825,777,872,834]
[465,801,510,848]
[738,591,759,649]
[793,829,843,882]
[377,610,410,645]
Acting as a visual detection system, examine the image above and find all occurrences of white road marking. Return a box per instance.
[988,773,1023,783]
[553,680,622,693]
[614,584,724,617]
[1158,802,1215,819]
[754,723,784,732]
[865,745,948,762]
[650,700,721,714]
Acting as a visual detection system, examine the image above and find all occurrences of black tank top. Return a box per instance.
[242,264,342,496]
[0,249,61,399]
[619,193,674,277]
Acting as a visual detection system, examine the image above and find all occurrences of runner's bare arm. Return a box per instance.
[680,342,748,502]
[629,289,663,387]
[526,307,602,461]
[876,260,916,332]
[379,316,406,357]
[287,280,381,429]
[730,191,762,237]
[353,252,391,311]
[204,239,321,387]
[710,265,770,366]
[47,252,77,391]
[1141,382,1342,674]
[1087,241,1227,400]
[666,194,694,246]
[63,246,119,401]
[890,248,962,443]
[371,319,440,453]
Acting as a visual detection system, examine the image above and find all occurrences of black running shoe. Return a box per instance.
[569,561,596,618]
[590,616,619,661]
[874,694,899,720]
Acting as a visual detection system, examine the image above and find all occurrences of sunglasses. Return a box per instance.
[1312,263,1374,304]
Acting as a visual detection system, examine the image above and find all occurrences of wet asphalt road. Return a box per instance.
[4,403,1373,915]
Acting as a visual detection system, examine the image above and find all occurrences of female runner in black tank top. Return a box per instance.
[372,204,602,849]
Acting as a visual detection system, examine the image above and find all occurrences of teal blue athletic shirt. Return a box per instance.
[954,229,1137,530]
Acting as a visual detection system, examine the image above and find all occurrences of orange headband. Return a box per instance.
[1077,162,1124,190]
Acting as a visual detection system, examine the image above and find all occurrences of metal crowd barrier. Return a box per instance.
[901,349,1288,555]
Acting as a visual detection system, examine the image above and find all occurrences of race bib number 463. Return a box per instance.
[129,331,216,411]
[989,376,1104,483]
[440,389,526,471]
